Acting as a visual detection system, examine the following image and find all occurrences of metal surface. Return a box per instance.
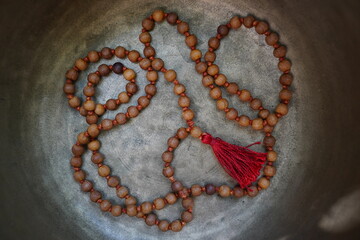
[1,0,360,239]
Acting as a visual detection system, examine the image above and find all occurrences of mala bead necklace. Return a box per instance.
[63,9,292,232]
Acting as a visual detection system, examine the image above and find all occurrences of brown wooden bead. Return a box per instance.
[68,96,81,108]
[125,196,137,206]
[98,165,110,177]
[123,69,136,80]
[163,166,174,177]
[170,220,182,232]
[279,89,292,101]
[145,214,157,226]
[217,25,229,36]
[191,184,202,196]
[230,16,242,29]
[185,35,197,47]
[238,115,250,127]
[263,125,274,133]
[72,144,85,156]
[255,21,269,34]
[100,200,112,211]
[98,64,110,76]
[165,70,176,82]
[275,103,289,115]
[250,98,262,110]
[115,46,126,58]
[210,87,222,99]
[105,99,117,110]
[139,58,151,70]
[177,22,189,34]
[107,176,120,187]
[226,82,239,94]
[267,151,277,162]
[190,49,202,61]
[63,83,75,94]
[171,181,183,192]
[126,82,138,94]
[101,47,113,59]
[165,193,177,204]
[178,96,190,107]
[88,50,100,62]
[88,73,100,85]
[243,15,255,28]
[83,86,95,97]
[219,185,231,197]
[142,18,154,31]
[151,58,164,71]
[259,109,270,119]
[158,220,169,232]
[70,157,82,168]
[75,58,88,71]
[204,51,216,62]
[77,132,89,145]
[239,89,251,101]
[91,152,104,164]
[252,118,264,130]
[233,186,245,198]
[190,126,202,138]
[258,177,270,189]
[143,46,155,58]
[280,73,293,86]
[66,69,78,81]
[208,37,220,49]
[174,84,186,95]
[126,204,138,217]
[274,46,287,58]
[101,119,113,130]
[128,50,140,62]
[195,62,208,73]
[84,100,95,111]
[81,180,93,192]
[166,12,178,25]
[181,211,193,223]
[145,84,157,96]
[88,140,100,151]
[182,198,194,209]
[264,165,276,177]
[207,64,219,76]
[177,128,188,139]
[216,98,228,110]
[215,74,227,86]
[205,184,216,195]
[73,170,85,182]
[115,113,127,125]
[116,186,129,198]
[141,202,153,214]
[127,106,139,118]
[247,186,259,197]
[202,75,214,87]
[154,198,166,210]
[226,108,238,120]
[168,137,180,148]
[267,114,278,126]
[278,59,292,72]
[182,109,194,121]
[111,205,122,216]
[265,32,279,46]
[162,151,173,163]
[87,124,100,138]
[152,9,165,22]
[138,96,150,108]
[90,190,102,202]
[263,136,276,147]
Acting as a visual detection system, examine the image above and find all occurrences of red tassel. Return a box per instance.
[201,133,267,188]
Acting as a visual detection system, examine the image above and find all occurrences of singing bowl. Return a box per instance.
[1,0,359,239]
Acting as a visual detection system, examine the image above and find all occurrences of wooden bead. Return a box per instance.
[111,205,122,216]
[226,82,239,94]
[215,74,227,86]
[163,166,174,177]
[279,89,292,101]
[144,46,155,57]
[127,106,139,118]
[280,73,293,86]
[238,115,250,127]
[178,96,190,107]
[98,64,110,76]
[141,202,153,214]
[107,176,120,187]
[266,114,278,126]
[210,87,222,99]
[191,184,202,196]
[243,15,255,28]
[101,47,113,59]
[185,35,197,47]
[226,108,238,120]
[66,69,78,81]
[88,73,100,85]
[263,136,276,147]
[267,151,277,162]
[177,22,189,34]
[170,220,182,232]
[165,70,176,82]
[174,84,186,95]
[91,153,104,164]
[195,62,208,73]
[70,157,82,167]
[177,128,188,139]
[63,83,75,94]
[139,58,151,69]
[151,58,164,71]
[83,86,95,97]
[114,46,126,58]
[123,69,136,80]
[202,75,214,87]
[265,32,279,46]
[239,89,251,101]
[115,113,127,124]
[106,99,117,110]
[190,49,202,61]
[166,12,178,25]
[230,16,242,29]
[98,165,110,177]
[146,71,158,82]
[182,109,194,121]
[252,118,264,130]
[168,137,180,148]
[75,58,88,71]
[255,21,269,34]
[207,64,219,76]
[259,109,270,119]
[116,186,129,198]
[101,119,113,130]
[275,103,289,115]
[264,165,276,177]
[162,151,173,163]
[73,170,85,182]
[204,51,216,62]
[77,132,89,145]
[247,186,258,197]
[274,46,287,58]
[182,198,194,209]
[250,98,262,110]
[154,198,166,210]
[142,18,155,31]
[181,211,193,223]
[158,220,169,232]
[190,126,202,138]
[258,177,270,189]
[205,183,216,195]
[88,140,100,151]
[278,59,292,72]
[208,37,220,49]
[90,190,102,202]
[171,181,183,192]
[216,98,228,110]
[126,204,138,217]
[81,180,93,192]
[219,185,231,197]
[152,9,165,22]
[118,92,130,103]
[145,84,157,96]
[68,96,80,108]
[165,192,177,204]
[139,32,151,43]
[138,96,150,108]
[100,200,112,212]
[128,50,140,62]
[217,25,229,36]
[233,186,245,198]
